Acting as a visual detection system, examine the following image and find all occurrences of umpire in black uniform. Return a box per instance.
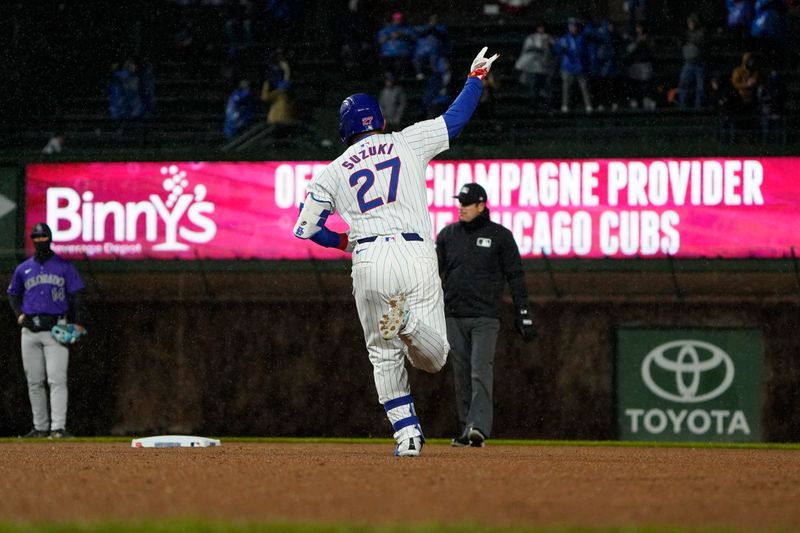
[436,183,536,447]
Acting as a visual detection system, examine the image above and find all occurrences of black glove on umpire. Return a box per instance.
[515,307,536,343]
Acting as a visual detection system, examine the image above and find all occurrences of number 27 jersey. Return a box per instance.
[306,116,449,241]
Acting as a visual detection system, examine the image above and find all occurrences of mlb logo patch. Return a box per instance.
[477,238,492,248]
[362,116,374,127]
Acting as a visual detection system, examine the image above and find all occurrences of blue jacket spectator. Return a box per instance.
[751,0,787,43]
[554,20,590,76]
[727,0,755,30]
[377,12,415,78]
[121,60,143,119]
[109,60,143,121]
[582,18,602,77]
[412,28,441,79]
[139,60,157,118]
[594,19,623,78]
[554,18,593,112]
[223,80,255,139]
[415,15,450,56]
[108,63,127,121]
[377,12,415,58]
[422,56,451,118]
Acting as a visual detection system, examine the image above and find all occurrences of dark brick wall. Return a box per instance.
[2,289,799,441]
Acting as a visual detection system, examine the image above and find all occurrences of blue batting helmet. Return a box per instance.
[338,93,385,144]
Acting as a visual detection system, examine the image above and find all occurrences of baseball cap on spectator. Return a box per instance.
[453,183,487,205]
[30,222,52,239]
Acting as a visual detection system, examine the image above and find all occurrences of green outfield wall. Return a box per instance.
[2,281,799,442]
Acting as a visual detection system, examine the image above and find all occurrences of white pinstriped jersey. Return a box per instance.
[305,117,449,241]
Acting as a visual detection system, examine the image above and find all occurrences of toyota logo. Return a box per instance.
[641,340,735,403]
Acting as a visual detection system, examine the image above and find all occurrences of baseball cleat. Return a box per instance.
[379,293,407,340]
[468,427,486,447]
[395,436,423,457]
[49,428,73,439]
[20,428,49,438]
[451,435,471,447]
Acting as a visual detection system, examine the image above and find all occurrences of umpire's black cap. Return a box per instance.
[30,222,52,239]
[454,183,487,205]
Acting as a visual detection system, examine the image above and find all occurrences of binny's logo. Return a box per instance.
[46,165,217,252]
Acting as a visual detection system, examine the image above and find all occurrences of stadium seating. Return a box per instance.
[1,1,797,156]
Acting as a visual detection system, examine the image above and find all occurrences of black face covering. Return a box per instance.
[34,239,53,261]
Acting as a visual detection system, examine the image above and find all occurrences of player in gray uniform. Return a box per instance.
[8,223,87,438]
[293,48,499,456]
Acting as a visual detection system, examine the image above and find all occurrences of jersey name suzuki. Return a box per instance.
[306,117,449,240]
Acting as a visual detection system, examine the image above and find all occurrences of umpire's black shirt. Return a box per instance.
[436,208,528,319]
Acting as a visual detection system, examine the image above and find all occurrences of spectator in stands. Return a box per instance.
[379,73,407,128]
[514,23,555,111]
[260,77,295,137]
[731,52,760,112]
[422,56,452,119]
[41,132,65,155]
[265,48,291,89]
[420,14,450,57]
[677,13,707,110]
[107,59,142,133]
[583,15,601,81]
[727,0,755,39]
[624,0,648,39]
[120,59,143,120]
[624,22,655,110]
[224,0,254,52]
[731,52,761,141]
[592,19,624,111]
[553,17,593,113]
[139,59,157,118]
[750,0,788,56]
[223,79,255,139]
[757,68,786,144]
[376,12,415,79]
[107,62,127,125]
[709,71,739,143]
[260,50,292,129]
[412,15,444,81]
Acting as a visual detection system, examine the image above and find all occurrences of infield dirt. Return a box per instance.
[0,442,798,530]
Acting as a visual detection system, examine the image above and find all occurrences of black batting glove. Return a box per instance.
[515,307,536,343]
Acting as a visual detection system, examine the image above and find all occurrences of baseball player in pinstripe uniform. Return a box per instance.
[8,223,87,438]
[293,48,499,456]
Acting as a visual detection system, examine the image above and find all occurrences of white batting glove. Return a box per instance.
[468,47,499,80]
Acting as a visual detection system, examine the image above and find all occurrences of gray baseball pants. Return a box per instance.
[21,328,69,431]
[446,316,501,438]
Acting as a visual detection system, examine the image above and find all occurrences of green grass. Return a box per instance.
[0,521,774,533]
[1,436,799,450]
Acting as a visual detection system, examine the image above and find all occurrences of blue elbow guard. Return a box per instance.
[310,226,343,248]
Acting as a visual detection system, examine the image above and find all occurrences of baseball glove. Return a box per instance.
[51,324,86,346]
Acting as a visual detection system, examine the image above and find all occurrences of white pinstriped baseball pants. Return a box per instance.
[351,236,449,439]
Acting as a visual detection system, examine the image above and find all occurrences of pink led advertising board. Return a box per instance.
[25,158,800,260]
